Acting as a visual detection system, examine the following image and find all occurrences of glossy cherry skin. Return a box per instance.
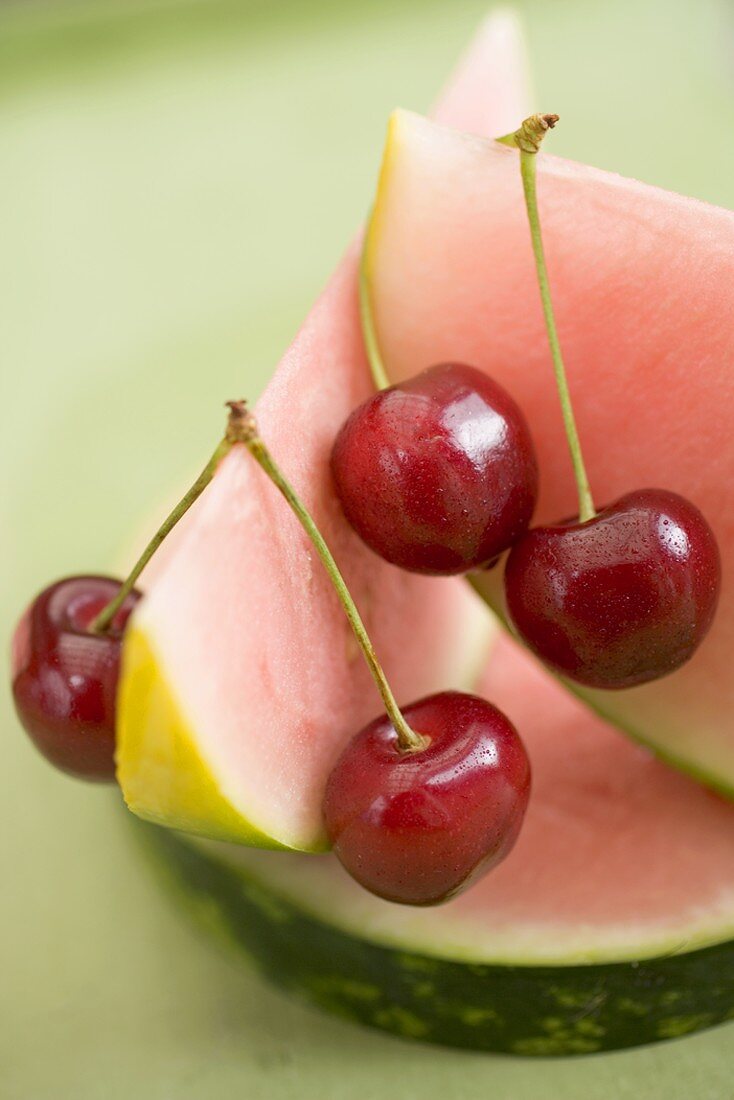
[11,576,141,781]
[331,363,538,575]
[504,489,721,690]
[323,691,531,906]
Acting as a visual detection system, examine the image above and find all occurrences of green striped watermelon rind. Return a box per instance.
[138,821,734,1056]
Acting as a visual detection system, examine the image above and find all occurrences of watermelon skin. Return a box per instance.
[141,822,734,1056]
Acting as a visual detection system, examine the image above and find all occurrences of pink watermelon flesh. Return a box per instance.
[136,260,486,849]
[126,17,528,851]
[475,636,734,938]
[234,632,734,960]
[431,10,530,137]
[368,112,734,794]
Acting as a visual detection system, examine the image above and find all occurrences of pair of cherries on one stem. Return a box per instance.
[11,401,529,908]
[334,113,721,692]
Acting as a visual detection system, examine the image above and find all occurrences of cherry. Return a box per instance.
[10,408,246,783]
[323,690,530,905]
[494,114,721,689]
[11,576,141,780]
[331,363,538,574]
[229,402,530,906]
[504,490,721,689]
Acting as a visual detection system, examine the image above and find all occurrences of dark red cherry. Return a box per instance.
[11,575,141,781]
[331,363,538,575]
[504,489,721,690]
[323,691,530,905]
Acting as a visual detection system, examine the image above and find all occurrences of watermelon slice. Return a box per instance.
[144,634,734,1054]
[363,109,734,795]
[115,13,529,852]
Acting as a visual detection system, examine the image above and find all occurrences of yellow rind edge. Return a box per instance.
[116,624,310,851]
[362,109,403,299]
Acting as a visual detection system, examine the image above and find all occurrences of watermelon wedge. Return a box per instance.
[115,13,529,852]
[364,110,734,795]
[117,261,489,851]
[145,634,734,1055]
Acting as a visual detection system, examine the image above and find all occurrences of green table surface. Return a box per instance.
[3,1,734,1096]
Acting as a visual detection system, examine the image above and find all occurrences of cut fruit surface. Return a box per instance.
[117,264,489,850]
[144,634,734,1053]
[215,635,734,964]
[365,110,734,794]
[117,14,529,852]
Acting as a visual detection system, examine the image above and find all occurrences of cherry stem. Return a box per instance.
[359,221,390,391]
[89,434,233,636]
[498,114,595,523]
[229,400,427,754]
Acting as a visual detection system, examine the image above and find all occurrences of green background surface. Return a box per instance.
[3,0,734,1096]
